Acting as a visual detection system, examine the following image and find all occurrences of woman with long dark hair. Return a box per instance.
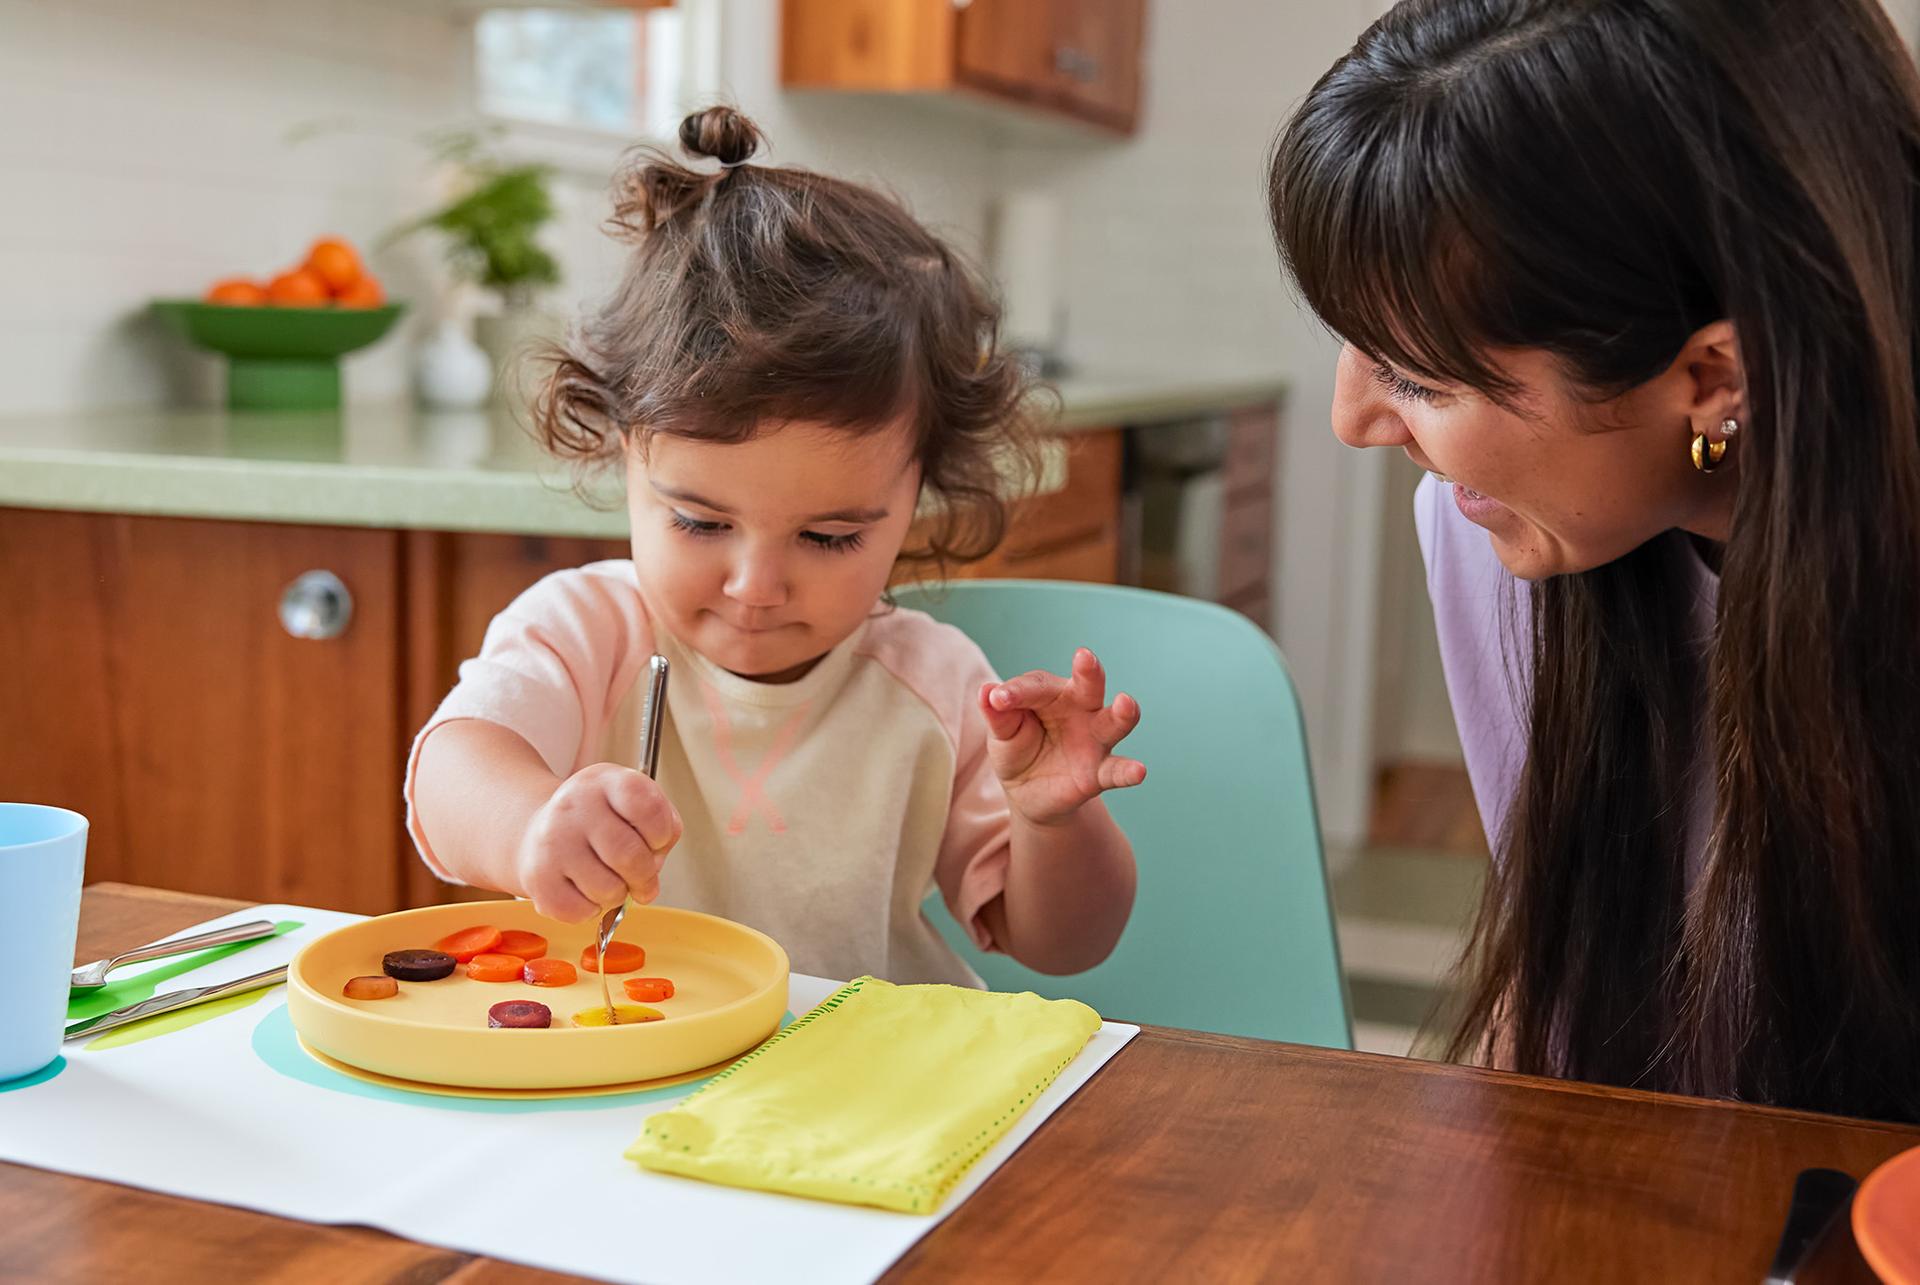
[1270,0,1920,1121]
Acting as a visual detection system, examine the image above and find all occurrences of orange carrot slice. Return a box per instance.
[579,941,645,974]
[623,977,674,1003]
[493,930,548,960]
[343,975,398,1000]
[522,957,577,987]
[433,925,503,963]
[466,953,523,982]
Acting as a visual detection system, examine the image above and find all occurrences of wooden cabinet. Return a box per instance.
[783,0,1146,135]
[899,428,1123,586]
[1132,401,1282,628]
[1024,0,1146,128]
[1218,404,1279,625]
[0,509,629,916]
[0,509,408,915]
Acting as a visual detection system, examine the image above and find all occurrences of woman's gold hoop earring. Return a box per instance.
[1692,433,1728,473]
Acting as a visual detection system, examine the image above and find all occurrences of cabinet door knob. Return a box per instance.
[1053,46,1099,82]
[279,570,353,640]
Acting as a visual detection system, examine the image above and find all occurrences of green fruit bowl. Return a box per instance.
[153,300,407,411]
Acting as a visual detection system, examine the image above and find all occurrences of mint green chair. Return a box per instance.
[895,580,1351,1049]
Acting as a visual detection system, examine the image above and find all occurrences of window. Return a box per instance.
[474,6,696,139]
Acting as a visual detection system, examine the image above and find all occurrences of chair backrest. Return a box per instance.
[895,579,1350,1048]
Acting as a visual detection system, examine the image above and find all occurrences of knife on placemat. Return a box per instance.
[63,965,289,1041]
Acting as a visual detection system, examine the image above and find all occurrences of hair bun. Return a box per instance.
[679,106,761,167]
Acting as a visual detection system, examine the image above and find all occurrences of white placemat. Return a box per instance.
[0,905,1136,1284]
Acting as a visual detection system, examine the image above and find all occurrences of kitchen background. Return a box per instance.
[5,0,1915,1056]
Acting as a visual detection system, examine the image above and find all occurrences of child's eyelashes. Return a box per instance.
[800,530,866,554]
[1371,362,1441,405]
[669,511,727,539]
[668,510,866,554]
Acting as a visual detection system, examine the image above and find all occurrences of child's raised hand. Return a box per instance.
[512,763,682,922]
[980,648,1146,825]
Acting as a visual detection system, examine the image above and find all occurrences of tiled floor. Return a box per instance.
[1327,843,1485,1058]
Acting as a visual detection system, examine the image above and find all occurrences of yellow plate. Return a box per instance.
[293,1033,732,1101]
[287,901,788,1090]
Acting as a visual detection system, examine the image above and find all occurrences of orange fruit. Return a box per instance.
[204,278,267,306]
[334,275,385,308]
[303,237,363,294]
[266,269,330,307]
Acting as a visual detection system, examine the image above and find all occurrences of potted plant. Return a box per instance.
[389,130,563,408]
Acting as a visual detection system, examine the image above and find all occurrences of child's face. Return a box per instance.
[626,420,922,682]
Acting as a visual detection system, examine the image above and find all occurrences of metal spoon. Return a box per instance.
[597,653,669,1022]
[70,919,278,990]
[65,964,289,1041]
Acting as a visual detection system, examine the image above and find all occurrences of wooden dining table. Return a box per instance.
[6,883,1916,1284]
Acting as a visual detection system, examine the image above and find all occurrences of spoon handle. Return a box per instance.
[74,919,278,982]
[597,654,670,1013]
[637,654,669,780]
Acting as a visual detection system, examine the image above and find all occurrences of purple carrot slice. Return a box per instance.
[487,1000,552,1029]
[382,949,456,982]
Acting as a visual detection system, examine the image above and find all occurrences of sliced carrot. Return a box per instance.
[433,924,503,963]
[522,957,577,987]
[466,953,523,982]
[579,941,646,974]
[623,977,674,1003]
[343,974,398,1000]
[492,929,548,960]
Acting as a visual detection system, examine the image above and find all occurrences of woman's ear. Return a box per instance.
[1682,319,1745,440]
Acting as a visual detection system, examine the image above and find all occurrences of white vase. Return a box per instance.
[475,304,562,416]
[414,320,493,411]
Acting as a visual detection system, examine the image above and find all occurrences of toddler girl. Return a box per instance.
[407,107,1144,985]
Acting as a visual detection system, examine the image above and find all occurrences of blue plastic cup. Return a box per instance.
[0,804,87,1083]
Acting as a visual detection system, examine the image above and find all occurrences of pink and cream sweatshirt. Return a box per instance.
[404,561,1012,985]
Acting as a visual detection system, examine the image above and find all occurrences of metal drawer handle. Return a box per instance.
[1053,46,1100,82]
[279,570,353,640]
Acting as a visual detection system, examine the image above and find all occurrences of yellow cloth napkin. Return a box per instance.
[626,975,1101,1214]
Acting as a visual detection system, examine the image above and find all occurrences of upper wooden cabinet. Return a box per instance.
[782,0,1147,135]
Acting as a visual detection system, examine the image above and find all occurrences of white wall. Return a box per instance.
[0,0,999,417]
[1887,0,1919,47]
[0,0,467,412]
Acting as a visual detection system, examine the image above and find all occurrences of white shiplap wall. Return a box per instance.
[0,0,469,411]
[0,0,998,417]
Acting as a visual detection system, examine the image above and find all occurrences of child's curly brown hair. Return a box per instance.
[533,105,1044,571]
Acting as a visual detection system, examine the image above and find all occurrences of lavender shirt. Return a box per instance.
[1413,475,1721,870]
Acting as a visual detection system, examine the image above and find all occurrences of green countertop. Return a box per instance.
[0,376,1284,538]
